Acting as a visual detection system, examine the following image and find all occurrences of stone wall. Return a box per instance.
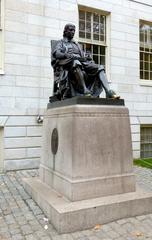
[0,0,152,170]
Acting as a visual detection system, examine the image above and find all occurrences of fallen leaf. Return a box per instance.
[94,224,102,230]
[132,231,144,237]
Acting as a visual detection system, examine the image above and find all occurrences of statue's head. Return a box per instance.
[63,24,76,40]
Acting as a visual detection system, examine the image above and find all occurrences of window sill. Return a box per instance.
[139,80,152,87]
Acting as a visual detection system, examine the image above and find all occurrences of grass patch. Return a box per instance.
[134,158,152,169]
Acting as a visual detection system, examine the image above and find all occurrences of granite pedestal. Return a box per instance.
[23,97,152,233]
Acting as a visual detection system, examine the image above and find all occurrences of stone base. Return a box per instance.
[23,177,152,234]
[40,103,135,201]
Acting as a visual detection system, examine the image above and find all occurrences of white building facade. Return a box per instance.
[0,0,152,171]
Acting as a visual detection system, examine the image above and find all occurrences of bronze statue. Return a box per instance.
[51,23,120,100]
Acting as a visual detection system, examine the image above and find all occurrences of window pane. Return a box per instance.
[100,35,104,41]
[86,33,91,39]
[86,22,91,32]
[100,23,104,35]
[86,12,91,21]
[144,62,149,71]
[100,15,105,24]
[79,10,85,20]
[93,23,99,34]
[93,34,99,41]
[85,43,91,52]
[140,52,144,60]
[100,56,105,65]
[140,61,143,70]
[93,45,98,54]
[79,20,85,31]
[79,31,85,38]
[145,71,149,79]
[93,13,99,23]
[140,71,143,79]
[144,53,149,61]
[93,55,98,64]
[140,33,144,42]
[100,46,105,55]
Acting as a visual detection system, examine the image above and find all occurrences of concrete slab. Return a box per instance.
[23,177,152,234]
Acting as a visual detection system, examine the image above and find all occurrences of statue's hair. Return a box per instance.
[63,23,76,37]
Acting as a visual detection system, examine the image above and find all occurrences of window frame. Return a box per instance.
[140,125,152,158]
[139,20,152,85]
[78,6,110,76]
[0,0,4,74]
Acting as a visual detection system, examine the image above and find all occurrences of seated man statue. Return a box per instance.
[51,23,120,100]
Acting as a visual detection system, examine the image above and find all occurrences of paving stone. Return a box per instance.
[86,236,100,240]
[0,232,11,239]
[3,207,12,215]
[25,234,39,240]
[12,234,24,240]
[32,207,43,215]
[4,215,16,224]
[100,224,113,232]
[24,213,36,221]
[42,236,52,240]
[71,231,85,239]
[121,222,135,232]
[21,224,33,235]
[35,230,49,238]
[10,227,21,235]
[106,230,121,239]
[74,237,90,240]
[94,230,109,239]
[16,216,28,225]
[51,236,66,240]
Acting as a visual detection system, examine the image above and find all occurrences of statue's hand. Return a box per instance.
[86,56,92,61]
[64,53,74,59]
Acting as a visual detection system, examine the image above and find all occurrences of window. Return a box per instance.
[0,0,4,73]
[141,125,152,158]
[140,21,152,81]
[79,9,107,66]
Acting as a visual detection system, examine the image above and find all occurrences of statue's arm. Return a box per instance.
[53,41,73,60]
[52,41,66,59]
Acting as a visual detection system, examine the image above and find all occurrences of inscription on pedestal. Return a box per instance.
[51,128,58,155]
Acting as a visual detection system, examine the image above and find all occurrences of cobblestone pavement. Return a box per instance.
[0,167,152,240]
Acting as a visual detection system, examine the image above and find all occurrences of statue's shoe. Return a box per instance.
[84,90,92,97]
[106,90,120,99]
[84,93,92,97]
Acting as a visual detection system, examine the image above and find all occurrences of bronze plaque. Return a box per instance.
[51,128,58,155]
